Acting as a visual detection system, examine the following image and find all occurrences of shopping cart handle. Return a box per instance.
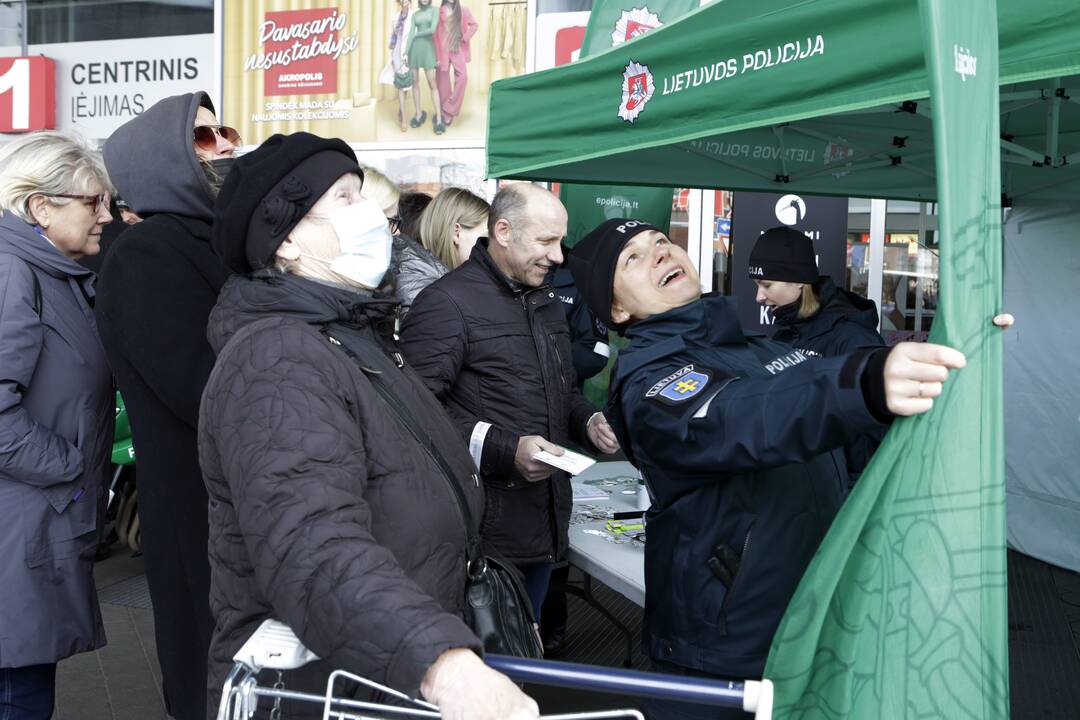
[486,655,773,719]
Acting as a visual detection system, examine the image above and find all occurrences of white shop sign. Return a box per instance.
[23,34,214,140]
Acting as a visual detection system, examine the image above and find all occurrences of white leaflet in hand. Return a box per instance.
[533,448,596,475]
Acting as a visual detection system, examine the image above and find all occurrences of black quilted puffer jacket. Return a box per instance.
[198,271,483,718]
[399,240,597,566]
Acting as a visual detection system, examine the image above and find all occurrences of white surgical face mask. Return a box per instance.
[314,199,393,289]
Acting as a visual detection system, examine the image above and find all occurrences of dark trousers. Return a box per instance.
[0,664,56,720]
[641,659,747,720]
[520,563,555,622]
[540,564,569,633]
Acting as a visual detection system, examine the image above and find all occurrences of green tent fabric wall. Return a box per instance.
[761,0,1008,716]
[486,0,1080,204]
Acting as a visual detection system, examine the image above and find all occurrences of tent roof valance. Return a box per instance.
[485,0,1080,202]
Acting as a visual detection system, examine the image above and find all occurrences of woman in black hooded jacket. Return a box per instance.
[95,91,234,720]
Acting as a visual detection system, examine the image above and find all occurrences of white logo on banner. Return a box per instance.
[954,45,977,82]
[611,7,662,46]
[619,61,654,123]
[774,194,806,226]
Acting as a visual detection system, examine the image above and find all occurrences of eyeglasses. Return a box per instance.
[193,124,242,151]
[50,193,109,213]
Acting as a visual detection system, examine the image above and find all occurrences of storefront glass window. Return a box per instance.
[23,0,212,44]
[880,200,939,343]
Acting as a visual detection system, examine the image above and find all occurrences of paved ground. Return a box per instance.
[55,548,1080,719]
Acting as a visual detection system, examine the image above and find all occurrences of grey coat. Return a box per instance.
[0,211,112,667]
[393,234,448,314]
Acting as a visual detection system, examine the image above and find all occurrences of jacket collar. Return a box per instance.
[470,238,553,297]
[615,294,753,381]
[0,211,98,281]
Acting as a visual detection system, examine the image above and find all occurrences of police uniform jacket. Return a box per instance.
[772,277,885,357]
[400,240,596,565]
[773,277,887,482]
[606,294,885,679]
[553,266,610,393]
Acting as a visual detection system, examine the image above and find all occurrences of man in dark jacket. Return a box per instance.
[399,183,619,617]
[95,92,232,720]
[569,219,969,719]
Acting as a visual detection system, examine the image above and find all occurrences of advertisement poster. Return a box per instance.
[730,191,849,334]
[223,0,528,145]
[0,35,213,141]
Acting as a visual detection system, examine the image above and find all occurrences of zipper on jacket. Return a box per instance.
[716,525,753,636]
[326,332,480,564]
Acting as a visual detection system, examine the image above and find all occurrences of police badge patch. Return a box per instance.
[645,364,712,406]
[619,61,654,123]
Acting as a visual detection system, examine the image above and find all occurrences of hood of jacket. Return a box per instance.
[0,211,97,284]
[207,270,399,354]
[103,92,216,221]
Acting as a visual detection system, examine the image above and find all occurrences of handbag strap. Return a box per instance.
[321,328,484,564]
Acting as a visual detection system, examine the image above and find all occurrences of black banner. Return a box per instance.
[730,192,850,335]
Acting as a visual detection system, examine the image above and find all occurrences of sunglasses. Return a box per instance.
[51,193,110,214]
[193,124,242,151]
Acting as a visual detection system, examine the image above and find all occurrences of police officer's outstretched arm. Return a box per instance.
[622,342,965,477]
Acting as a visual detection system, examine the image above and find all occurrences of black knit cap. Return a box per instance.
[568,218,662,328]
[213,132,361,274]
[747,226,820,283]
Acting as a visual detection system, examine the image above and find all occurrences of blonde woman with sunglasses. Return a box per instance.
[95,92,235,720]
[0,130,114,719]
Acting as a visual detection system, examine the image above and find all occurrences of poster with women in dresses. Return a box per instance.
[222,0,528,144]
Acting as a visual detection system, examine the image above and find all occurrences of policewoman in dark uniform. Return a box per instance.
[749,226,885,357]
[568,218,969,720]
[749,226,887,485]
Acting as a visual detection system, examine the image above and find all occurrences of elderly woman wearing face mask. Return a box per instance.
[95,91,237,720]
[199,132,538,720]
[0,130,114,720]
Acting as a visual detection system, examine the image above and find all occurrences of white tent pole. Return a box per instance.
[1046,77,1062,166]
[868,199,887,332]
[687,190,708,291]
[1001,139,1047,165]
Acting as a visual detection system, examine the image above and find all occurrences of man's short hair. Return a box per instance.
[488,183,533,239]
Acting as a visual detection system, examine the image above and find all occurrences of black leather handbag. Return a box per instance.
[325,331,544,659]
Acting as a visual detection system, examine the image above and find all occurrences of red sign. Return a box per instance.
[0,56,56,133]
[554,26,586,67]
[262,8,341,96]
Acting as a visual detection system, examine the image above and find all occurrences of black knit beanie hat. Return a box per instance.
[213,132,361,274]
[568,218,662,327]
[747,226,820,283]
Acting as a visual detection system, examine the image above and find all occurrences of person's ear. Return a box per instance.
[453,222,462,246]
[492,218,512,248]
[275,236,302,262]
[27,194,50,228]
[610,300,631,326]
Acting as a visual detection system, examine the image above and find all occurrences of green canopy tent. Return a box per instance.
[486,0,1080,205]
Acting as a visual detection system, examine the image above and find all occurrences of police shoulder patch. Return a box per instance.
[644,364,712,406]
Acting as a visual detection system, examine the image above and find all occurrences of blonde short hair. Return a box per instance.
[0,130,112,222]
[359,166,401,214]
[419,187,490,269]
[797,283,821,319]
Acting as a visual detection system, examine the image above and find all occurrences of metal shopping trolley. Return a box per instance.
[217,620,773,720]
